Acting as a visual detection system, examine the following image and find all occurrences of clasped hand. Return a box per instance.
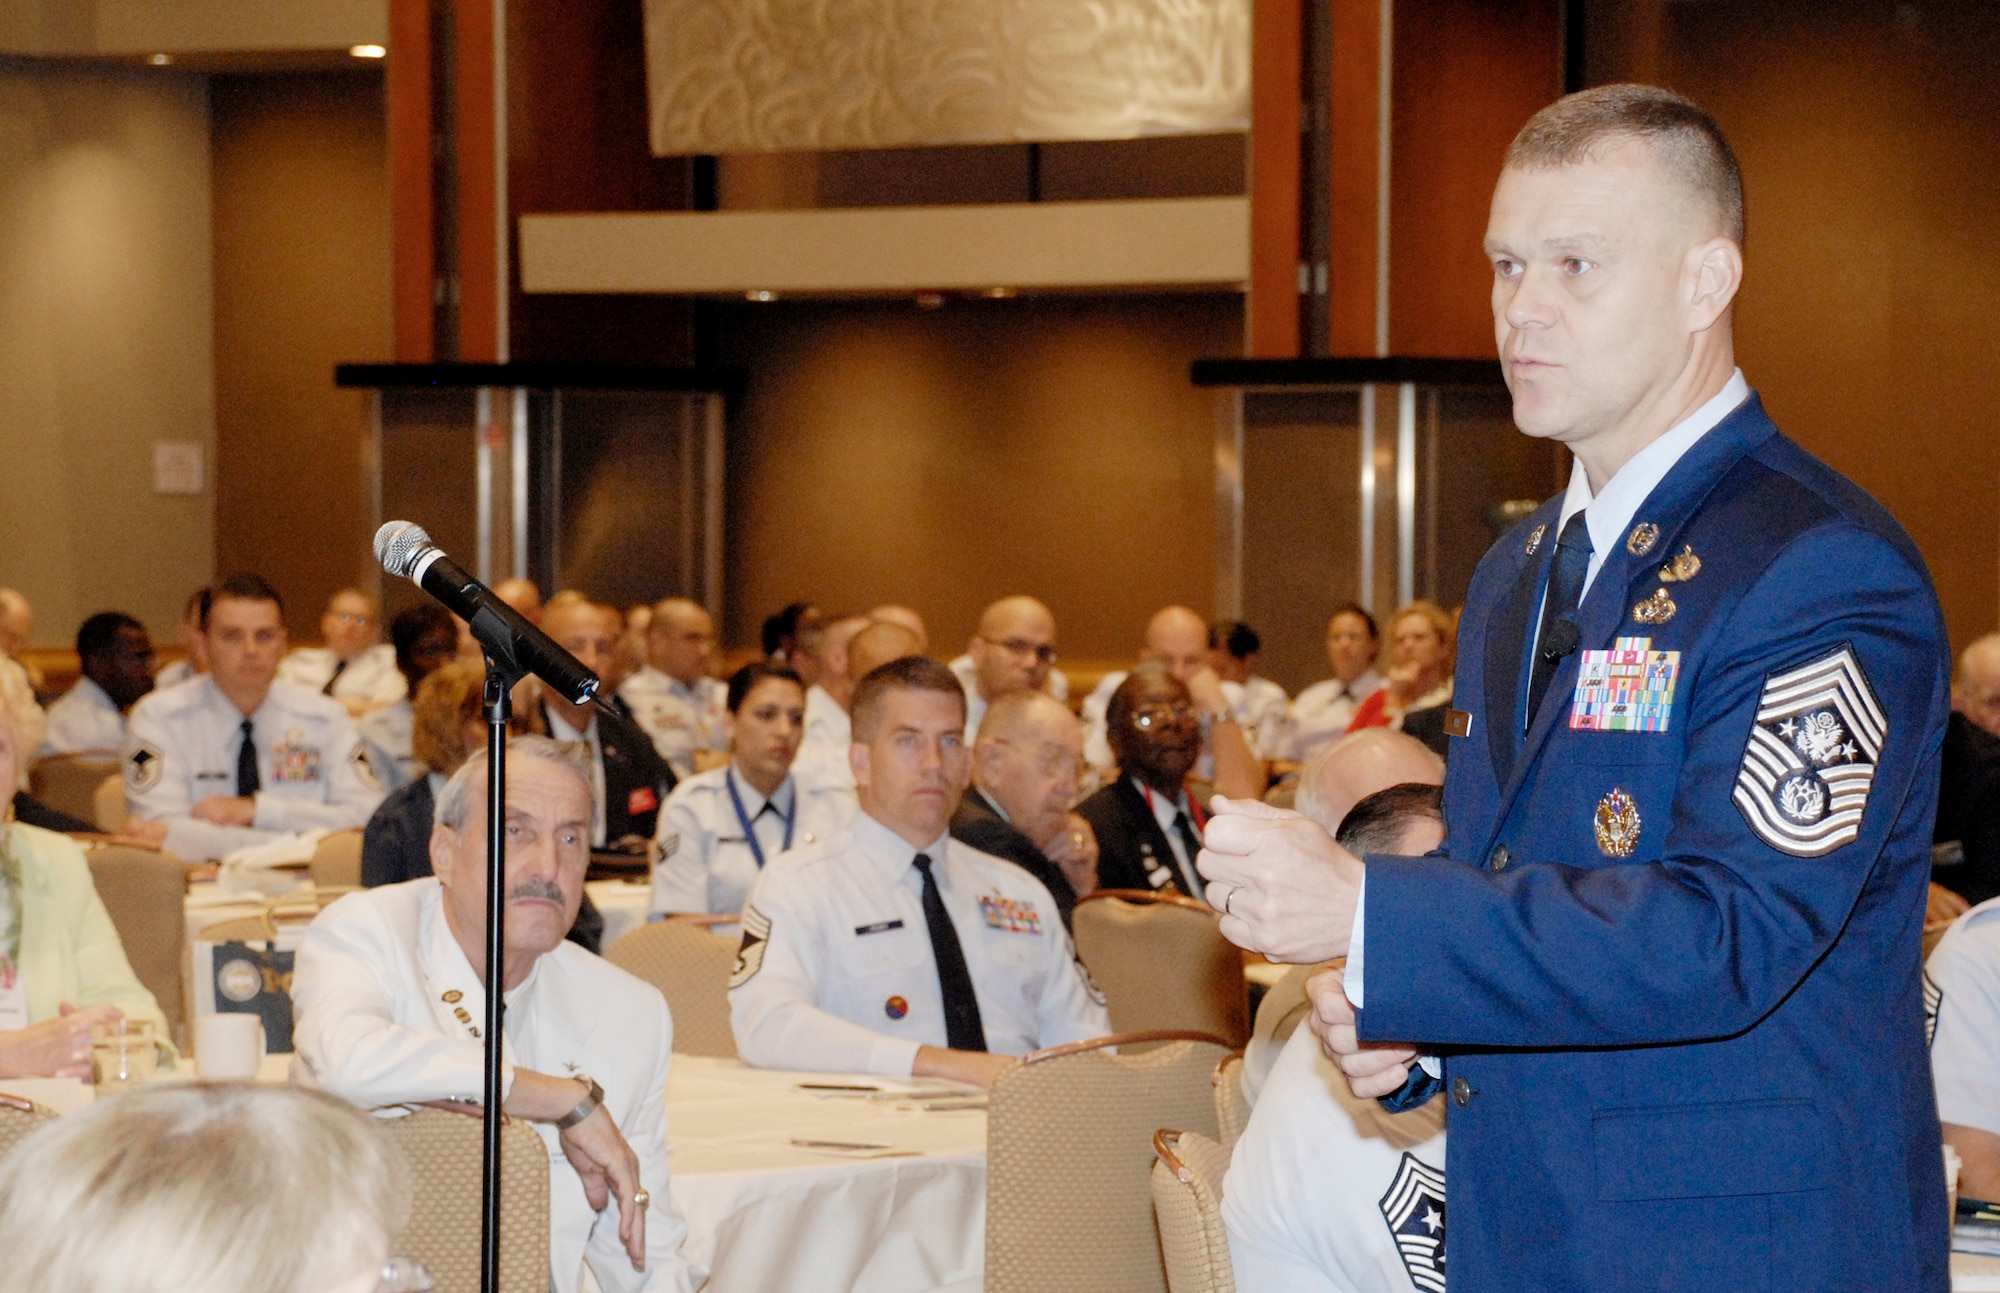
[1195,796,1364,964]
[1305,965,1420,1099]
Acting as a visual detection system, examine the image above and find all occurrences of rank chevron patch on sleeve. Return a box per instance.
[1732,644,1886,858]
[1379,1151,1446,1293]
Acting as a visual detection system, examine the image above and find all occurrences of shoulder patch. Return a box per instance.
[1731,644,1885,858]
[659,830,680,860]
[125,739,165,793]
[1379,1151,1447,1293]
[1925,969,1942,1049]
[728,904,772,988]
[351,743,382,791]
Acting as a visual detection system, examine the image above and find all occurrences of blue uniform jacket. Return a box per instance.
[1359,396,1950,1291]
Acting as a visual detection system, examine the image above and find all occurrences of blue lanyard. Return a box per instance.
[726,767,793,869]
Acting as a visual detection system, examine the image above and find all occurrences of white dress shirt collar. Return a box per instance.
[726,763,795,820]
[1560,368,1751,595]
[849,809,951,882]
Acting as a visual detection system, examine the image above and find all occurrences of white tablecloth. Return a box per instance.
[1957,1251,2000,1290]
[185,880,655,950]
[664,1056,987,1293]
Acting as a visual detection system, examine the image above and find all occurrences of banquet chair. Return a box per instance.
[986,1031,1232,1293]
[1212,1053,1250,1150]
[28,754,121,828]
[310,829,364,889]
[84,843,190,1050]
[93,773,128,832]
[1150,1128,1235,1293]
[0,1092,56,1165]
[1074,892,1250,1047]
[605,916,739,1058]
[383,1106,550,1293]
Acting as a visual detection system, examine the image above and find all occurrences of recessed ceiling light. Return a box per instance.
[147,53,172,65]
[984,287,1016,299]
[745,290,777,302]
[350,44,387,59]
[915,292,946,310]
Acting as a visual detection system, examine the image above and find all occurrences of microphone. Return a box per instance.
[375,521,600,706]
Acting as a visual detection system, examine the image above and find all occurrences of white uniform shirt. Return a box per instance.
[278,643,407,708]
[947,655,1072,739]
[619,668,728,778]
[292,880,705,1293]
[650,765,856,915]
[123,675,386,862]
[1222,675,1291,761]
[1283,669,1387,763]
[154,658,197,690]
[792,685,857,793]
[356,698,418,792]
[39,676,126,757]
[1928,897,2000,1135]
[1225,1025,1448,1293]
[729,812,1110,1076]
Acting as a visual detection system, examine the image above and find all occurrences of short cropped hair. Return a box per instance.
[727,660,804,713]
[435,733,594,830]
[1209,619,1261,660]
[1335,782,1444,857]
[389,604,455,663]
[1507,83,1745,244]
[76,611,143,661]
[1328,602,1379,641]
[201,573,285,629]
[850,655,966,742]
[0,1082,405,1293]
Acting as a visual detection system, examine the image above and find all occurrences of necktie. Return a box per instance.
[236,718,260,797]
[912,852,985,1053]
[1526,511,1595,728]
[322,658,348,697]
[1172,812,1205,896]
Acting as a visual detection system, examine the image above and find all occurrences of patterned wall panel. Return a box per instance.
[643,0,1249,154]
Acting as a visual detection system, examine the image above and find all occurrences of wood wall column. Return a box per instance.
[1246,0,1302,357]
[454,0,503,361]
[388,0,434,360]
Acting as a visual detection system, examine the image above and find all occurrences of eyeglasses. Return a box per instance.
[1130,703,1197,730]
[981,636,1058,665]
[378,1257,434,1293]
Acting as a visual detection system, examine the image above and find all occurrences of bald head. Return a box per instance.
[647,597,715,685]
[493,578,543,625]
[1956,633,2000,741]
[969,595,1058,700]
[868,605,928,652]
[848,621,922,684]
[1140,605,1208,682]
[0,589,30,657]
[972,689,1084,850]
[976,688,1074,745]
[1294,728,1444,836]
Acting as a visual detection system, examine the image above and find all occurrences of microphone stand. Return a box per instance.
[480,657,524,1293]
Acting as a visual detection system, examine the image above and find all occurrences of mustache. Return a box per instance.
[507,879,566,902]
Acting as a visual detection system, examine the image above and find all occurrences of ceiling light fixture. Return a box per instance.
[983,287,1016,299]
[745,290,777,302]
[350,44,387,59]
[147,53,172,65]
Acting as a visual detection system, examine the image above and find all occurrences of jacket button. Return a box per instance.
[1489,844,1510,872]
[1452,1076,1474,1107]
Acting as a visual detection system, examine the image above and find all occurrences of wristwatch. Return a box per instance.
[555,1074,604,1130]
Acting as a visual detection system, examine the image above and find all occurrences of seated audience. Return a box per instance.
[650,662,855,917]
[868,604,930,653]
[952,690,1098,930]
[846,619,922,685]
[0,1083,407,1293]
[0,673,172,1075]
[152,587,210,689]
[121,575,385,862]
[2,666,89,833]
[948,595,1064,738]
[730,657,1109,1088]
[1076,666,1209,897]
[279,589,405,717]
[790,613,871,791]
[621,598,729,778]
[1209,619,1290,761]
[0,588,40,692]
[1282,605,1386,764]
[1225,779,1448,1293]
[535,598,676,853]
[39,610,155,756]
[495,576,546,623]
[761,601,819,671]
[1081,605,1264,799]
[295,736,703,1293]
[364,658,524,887]
[1347,600,1455,753]
[356,604,459,792]
[1938,633,2000,905]
[590,602,638,702]
[1930,896,2000,1205]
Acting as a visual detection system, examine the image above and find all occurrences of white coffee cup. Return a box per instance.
[195,1013,266,1080]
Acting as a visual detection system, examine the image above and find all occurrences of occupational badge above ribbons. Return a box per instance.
[1732,644,1886,857]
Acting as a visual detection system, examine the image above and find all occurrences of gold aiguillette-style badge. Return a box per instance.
[1595,788,1641,858]
[1626,522,1660,556]
[1658,546,1701,583]
[1525,523,1547,556]
[1633,588,1677,625]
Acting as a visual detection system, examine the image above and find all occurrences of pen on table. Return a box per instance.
[795,1082,881,1093]
[789,1137,893,1150]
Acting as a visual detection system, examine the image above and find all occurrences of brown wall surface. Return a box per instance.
[716,294,1241,662]
[1587,0,2000,652]
[211,70,390,638]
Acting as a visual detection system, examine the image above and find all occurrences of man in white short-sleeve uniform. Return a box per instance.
[730,655,1109,1089]
[1928,898,2000,1205]
[278,588,406,716]
[293,736,704,1293]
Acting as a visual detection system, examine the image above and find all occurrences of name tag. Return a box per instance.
[1571,636,1680,733]
[854,920,905,937]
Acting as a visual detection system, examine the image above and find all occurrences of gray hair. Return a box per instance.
[0,662,43,791]
[435,734,593,830]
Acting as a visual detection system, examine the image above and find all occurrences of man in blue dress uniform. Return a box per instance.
[1198,85,1951,1290]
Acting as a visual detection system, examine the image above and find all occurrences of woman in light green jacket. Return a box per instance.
[0,658,171,1078]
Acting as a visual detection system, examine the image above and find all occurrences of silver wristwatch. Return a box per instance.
[555,1074,604,1130]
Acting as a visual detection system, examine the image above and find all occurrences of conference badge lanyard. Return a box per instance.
[726,767,794,870]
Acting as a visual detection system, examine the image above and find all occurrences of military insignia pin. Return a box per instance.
[1594,788,1641,858]
[1632,588,1677,625]
[1658,545,1702,583]
[884,995,909,1021]
[1378,1152,1447,1293]
[442,989,463,1004]
[1626,522,1660,556]
[453,1006,472,1023]
[1732,644,1885,857]
[1524,523,1547,556]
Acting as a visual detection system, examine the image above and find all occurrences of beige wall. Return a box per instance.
[0,63,215,646]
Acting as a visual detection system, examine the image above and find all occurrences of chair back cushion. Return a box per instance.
[382,1108,551,1293]
[311,830,365,889]
[93,774,128,832]
[28,756,121,827]
[1074,896,1248,1046]
[604,919,738,1057]
[1151,1129,1235,1293]
[0,1098,56,1166]
[84,844,189,1049]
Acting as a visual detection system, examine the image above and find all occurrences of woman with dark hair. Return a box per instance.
[648,661,854,916]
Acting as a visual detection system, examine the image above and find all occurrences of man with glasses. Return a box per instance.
[1081,605,1265,800]
[951,689,1099,930]
[279,589,405,718]
[1076,665,1210,897]
[949,595,1069,737]
[39,611,155,756]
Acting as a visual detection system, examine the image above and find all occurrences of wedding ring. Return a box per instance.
[632,1188,651,1209]
[1223,888,1236,917]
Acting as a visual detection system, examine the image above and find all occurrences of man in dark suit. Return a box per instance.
[1200,86,1950,1289]
[951,689,1098,929]
[534,598,677,851]
[1076,666,1207,898]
